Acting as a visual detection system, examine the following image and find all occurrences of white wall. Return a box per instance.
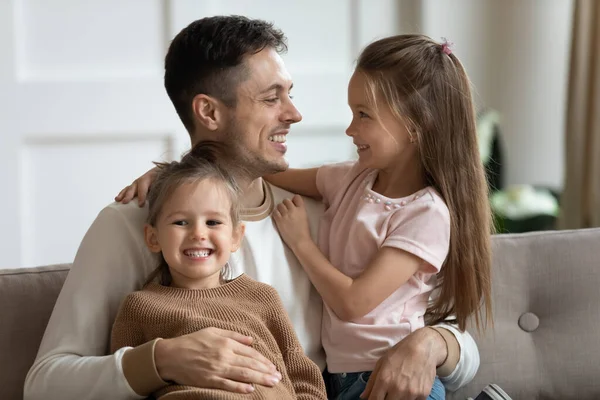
[0,0,574,268]
[0,0,401,268]
[416,0,573,190]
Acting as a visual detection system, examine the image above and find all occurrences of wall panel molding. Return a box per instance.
[19,135,172,267]
[14,0,165,82]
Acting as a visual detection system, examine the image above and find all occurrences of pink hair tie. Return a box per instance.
[440,37,454,55]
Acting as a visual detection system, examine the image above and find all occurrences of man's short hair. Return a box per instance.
[164,15,288,133]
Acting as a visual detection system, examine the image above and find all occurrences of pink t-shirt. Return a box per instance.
[316,161,450,373]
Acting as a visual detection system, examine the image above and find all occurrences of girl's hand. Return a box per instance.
[273,195,312,250]
[114,167,158,206]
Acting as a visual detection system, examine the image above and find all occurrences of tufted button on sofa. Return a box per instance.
[450,228,600,400]
[2,229,600,400]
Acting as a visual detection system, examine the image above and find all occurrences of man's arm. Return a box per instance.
[360,324,479,399]
[433,323,479,391]
[25,203,285,400]
[24,204,156,400]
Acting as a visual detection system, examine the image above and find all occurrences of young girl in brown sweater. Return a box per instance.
[110,143,326,400]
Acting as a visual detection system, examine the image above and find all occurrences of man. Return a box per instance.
[25,16,479,400]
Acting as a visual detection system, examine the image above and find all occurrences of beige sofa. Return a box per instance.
[2,228,600,400]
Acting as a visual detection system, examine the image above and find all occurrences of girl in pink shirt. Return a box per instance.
[267,34,493,400]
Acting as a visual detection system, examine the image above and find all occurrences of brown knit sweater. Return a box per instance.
[110,274,326,400]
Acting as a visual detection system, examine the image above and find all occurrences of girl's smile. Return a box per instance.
[144,179,244,290]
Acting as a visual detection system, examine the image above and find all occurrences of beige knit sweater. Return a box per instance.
[110,274,327,400]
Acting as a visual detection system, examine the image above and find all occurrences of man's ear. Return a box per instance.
[230,223,246,253]
[144,224,162,253]
[192,94,224,131]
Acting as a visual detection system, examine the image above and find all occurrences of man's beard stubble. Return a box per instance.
[223,117,288,179]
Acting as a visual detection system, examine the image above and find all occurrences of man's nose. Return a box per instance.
[282,98,302,124]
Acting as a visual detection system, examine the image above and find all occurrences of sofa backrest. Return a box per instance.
[3,229,600,400]
[449,228,600,400]
[0,264,69,400]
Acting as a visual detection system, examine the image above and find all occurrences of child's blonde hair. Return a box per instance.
[357,34,493,331]
[144,141,242,286]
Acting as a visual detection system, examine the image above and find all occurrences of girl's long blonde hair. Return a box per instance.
[357,34,493,331]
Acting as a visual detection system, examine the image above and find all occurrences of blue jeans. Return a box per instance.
[324,370,445,400]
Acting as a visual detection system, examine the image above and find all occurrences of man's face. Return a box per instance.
[223,48,302,177]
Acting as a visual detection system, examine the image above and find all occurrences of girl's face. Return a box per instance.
[144,179,244,290]
[345,71,418,171]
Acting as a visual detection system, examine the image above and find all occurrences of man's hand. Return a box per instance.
[273,195,312,249]
[114,167,158,207]
[361,327,447,400]
[155,327,283,394]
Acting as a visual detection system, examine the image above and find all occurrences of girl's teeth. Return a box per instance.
[185,249,211,257]
[268,135,286,143]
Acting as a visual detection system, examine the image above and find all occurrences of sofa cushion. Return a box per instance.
[4,229,600,399]
[449,228,600,400]
[0,264,69,400]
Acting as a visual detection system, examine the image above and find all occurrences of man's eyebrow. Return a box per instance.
[260,82,294,94]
